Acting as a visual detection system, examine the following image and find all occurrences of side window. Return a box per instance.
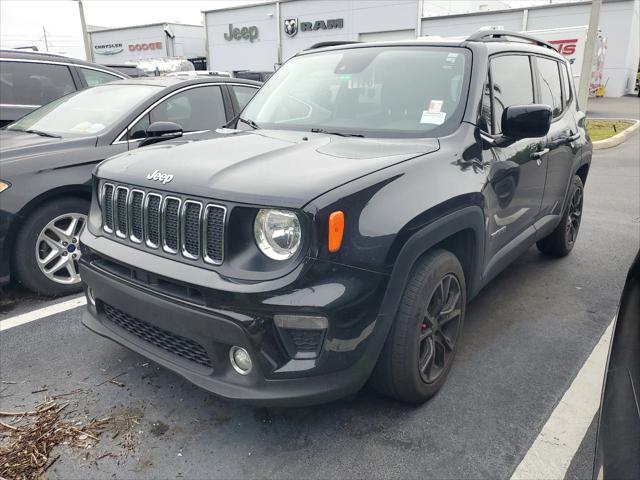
[560,63,572,109]
[232,85,258,111]
[128,85,227,140]
[490,55,534,134]
[0,61,75,106]
[128,113,150,140]
[150,85,226,133]
[536,57,563,118]
[79,67,121,87]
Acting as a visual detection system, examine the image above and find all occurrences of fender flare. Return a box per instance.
[364,206,485,358]
[356,206,486,377]
[380,206,485,319]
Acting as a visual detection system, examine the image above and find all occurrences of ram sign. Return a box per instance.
[284,18,344,37]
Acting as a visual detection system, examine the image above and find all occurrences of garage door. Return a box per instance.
[358,29,416,42]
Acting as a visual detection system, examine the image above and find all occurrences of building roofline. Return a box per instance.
[89,22,203,34]
[202,0,280,14]
[420,0,632,21]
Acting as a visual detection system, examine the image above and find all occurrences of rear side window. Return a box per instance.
[560,62,572,109]
[79,67,121,87]
[231,85,258,111]
[489,55,534,134]
[0,60,76,106]
[536,57,563,118]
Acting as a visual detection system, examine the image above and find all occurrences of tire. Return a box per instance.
[537,175,584,258]
[371,249,466,403]
[13,197,89,296]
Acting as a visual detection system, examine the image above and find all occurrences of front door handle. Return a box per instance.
[530,148,549,165]
[567,133,580,142]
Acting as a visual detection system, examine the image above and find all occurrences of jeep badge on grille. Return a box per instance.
[146,170,174,184]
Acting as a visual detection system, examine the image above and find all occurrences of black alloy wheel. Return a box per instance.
[566,184,583,247]
[418,274,463,384]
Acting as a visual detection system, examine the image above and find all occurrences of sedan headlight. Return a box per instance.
[0,181,10,193]
[254,209,301,260]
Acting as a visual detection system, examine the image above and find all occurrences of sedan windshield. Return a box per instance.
[7,84,162,136]
[241,46,470,138]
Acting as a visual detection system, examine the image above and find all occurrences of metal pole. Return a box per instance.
[42,26,49,51]
[521,9,529,31]
[416,0,424,37]
[77,0,93,61]
[276,1,282,67]
[578,0,602,110]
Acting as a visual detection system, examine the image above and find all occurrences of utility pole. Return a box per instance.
[42,26,49,51]
[578,0,602,110]
[76,0,92,62]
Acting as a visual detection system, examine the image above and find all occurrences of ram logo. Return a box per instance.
[284,18,298,37]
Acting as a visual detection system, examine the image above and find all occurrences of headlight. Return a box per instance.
[254,209,301,260]
[0,181,10,193]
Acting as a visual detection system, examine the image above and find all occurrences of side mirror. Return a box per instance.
[139,121,183,147]
[501,104,552,140]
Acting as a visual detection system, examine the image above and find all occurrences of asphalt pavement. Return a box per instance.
[1,99,638,479]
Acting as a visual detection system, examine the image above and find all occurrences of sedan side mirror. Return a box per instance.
[139,121,183,147]
[501,104,552,140]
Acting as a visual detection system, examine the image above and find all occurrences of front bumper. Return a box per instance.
[79,236,390,406]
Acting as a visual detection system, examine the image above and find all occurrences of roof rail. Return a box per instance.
[0,48,66,57]
[466,29,556,51]
[306,41,361,51]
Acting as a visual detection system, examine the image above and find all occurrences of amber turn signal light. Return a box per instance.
[328,211,344,253]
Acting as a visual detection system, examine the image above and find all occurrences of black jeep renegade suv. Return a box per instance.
[79,31,591,405]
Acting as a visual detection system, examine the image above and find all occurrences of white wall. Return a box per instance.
[280,0,417,62]
[205,3,279,72]
[170,24,206,59]
[205,0,417,72]
[421,10,523,36]
[91,25,166,64]
[421,0,640,97]
[90,24,205,64]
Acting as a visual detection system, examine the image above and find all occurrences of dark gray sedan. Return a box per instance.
[0,76,261,295]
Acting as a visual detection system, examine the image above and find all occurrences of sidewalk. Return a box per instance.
[586,95,640,120]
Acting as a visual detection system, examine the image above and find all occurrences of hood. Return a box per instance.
[0,129,98,167]
[96,130,439,208]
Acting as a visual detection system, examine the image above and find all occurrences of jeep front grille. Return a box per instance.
[100,182,226,265]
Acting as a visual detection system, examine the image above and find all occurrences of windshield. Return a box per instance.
[241,46,470,138]
[7,84,163,136]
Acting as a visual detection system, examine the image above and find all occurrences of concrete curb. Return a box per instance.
[591,118,640,150]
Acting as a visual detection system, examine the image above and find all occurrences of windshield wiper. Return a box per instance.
[310,128,364,138]
[23,129,61,138]
[238,117,260,130]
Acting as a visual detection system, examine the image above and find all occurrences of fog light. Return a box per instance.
[86,287,96,306]
[229,346,252,375]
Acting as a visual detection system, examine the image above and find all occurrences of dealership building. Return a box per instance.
[203,0,639,97]
[88,22,206,68]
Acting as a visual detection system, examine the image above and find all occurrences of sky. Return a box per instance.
[0,0,582,59]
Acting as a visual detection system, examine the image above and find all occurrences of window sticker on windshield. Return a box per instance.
[428,100,443,113]
[420,111,446,125]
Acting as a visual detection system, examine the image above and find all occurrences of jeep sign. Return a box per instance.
[224,24,259,42]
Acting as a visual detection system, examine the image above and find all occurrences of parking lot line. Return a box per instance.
[510,320,614,480]
[0,296,86,332]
